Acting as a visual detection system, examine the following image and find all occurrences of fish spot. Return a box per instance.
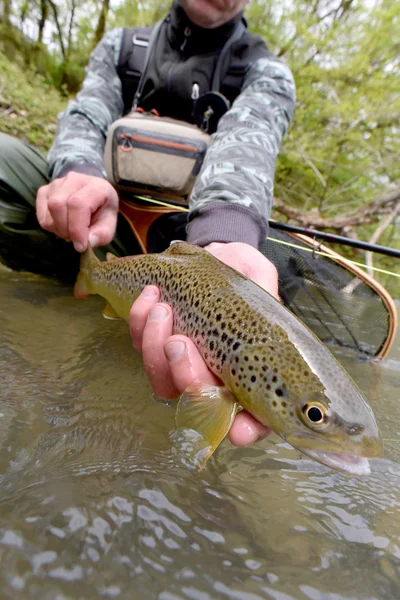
[275,388,283,397]
[272,401,277,407]
[272,376,277,383]
[231,369,236,376]
[232,342,240,351]
[251,375,256,383]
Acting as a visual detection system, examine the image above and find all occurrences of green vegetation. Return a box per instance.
[0,38,65,150]
[0,0,399,293]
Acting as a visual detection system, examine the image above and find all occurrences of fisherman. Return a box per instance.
[0,0,295,446]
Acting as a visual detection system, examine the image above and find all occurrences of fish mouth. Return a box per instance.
[298,448,371,476]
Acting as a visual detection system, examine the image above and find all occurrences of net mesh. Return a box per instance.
[260,229,391,359]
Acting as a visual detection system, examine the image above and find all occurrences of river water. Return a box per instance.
[0,266,399,600]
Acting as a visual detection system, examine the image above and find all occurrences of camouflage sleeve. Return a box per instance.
[186,56,296,248]
[47,29,124,180]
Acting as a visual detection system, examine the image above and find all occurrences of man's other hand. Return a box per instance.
[129,241,279,447]
[36,172,119,252]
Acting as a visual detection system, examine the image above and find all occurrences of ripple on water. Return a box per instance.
[1,272,400,599]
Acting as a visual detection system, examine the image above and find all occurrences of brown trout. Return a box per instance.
[74,242,382,475]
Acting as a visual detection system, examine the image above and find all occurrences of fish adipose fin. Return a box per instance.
[174,384,239,468]
[106,252,118,262]
[165,242,206,257]
[102,301,122,320]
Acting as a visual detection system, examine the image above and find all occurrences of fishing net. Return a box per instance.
[125,200,396,360]
[260,229,394,359]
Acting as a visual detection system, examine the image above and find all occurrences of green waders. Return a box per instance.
[0,133,141,280]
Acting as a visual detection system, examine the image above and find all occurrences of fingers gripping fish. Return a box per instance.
[74,242,382,475]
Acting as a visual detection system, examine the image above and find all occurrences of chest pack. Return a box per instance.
[104,17,272,201]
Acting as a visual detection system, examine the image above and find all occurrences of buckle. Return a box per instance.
[132,34,149,48]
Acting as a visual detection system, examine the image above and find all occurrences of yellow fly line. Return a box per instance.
[266,237,400,279]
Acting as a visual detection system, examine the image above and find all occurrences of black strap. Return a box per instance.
[117,27,151,114]
[132,19,165,111]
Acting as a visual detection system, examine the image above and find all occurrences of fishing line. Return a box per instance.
[266,238,400,278]
[133,195,400,278]
[134,195,189,212]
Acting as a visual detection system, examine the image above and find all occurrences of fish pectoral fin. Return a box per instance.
[106,252,118,262]
[174,383,239,469]
[102,301,121,320]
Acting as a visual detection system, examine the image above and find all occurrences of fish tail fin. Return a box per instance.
[74,246,98,298]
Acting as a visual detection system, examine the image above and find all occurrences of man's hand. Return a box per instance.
[130,242,279,447]
[36,172,119,252]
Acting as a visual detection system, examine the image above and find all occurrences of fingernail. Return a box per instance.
[88,233,99,247]
[142,286,158,299]
[164,340,186,363]
[148,305,168,322]
[73,242,84,252]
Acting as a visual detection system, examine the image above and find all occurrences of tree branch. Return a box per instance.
[46,0,66,59]
[273,188,400,232]
[365,204,400,276]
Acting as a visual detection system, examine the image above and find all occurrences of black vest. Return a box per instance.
[117,3,272,132]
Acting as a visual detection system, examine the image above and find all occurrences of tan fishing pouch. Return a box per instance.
[104,112,210,201]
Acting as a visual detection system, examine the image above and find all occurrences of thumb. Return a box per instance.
[248,261,279,300]
[88,206,118,248]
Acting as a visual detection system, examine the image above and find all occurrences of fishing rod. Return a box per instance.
[269,221,400,259]
[132,194,400,259]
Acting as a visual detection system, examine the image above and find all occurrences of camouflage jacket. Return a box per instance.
[48,22,295,248]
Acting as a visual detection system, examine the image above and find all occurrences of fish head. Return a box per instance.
[283,384,383,475]
[227,344,383,475]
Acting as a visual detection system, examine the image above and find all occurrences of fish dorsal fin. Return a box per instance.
[164,241,206,257]
[174,383,239,468]
[106,252,118,262]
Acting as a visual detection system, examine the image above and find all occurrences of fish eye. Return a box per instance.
[302,402,328,427]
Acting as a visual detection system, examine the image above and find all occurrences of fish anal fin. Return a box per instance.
[174,383,238,469]
[102,301,121,320]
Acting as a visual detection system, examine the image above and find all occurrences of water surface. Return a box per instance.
[0,267,399,599]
